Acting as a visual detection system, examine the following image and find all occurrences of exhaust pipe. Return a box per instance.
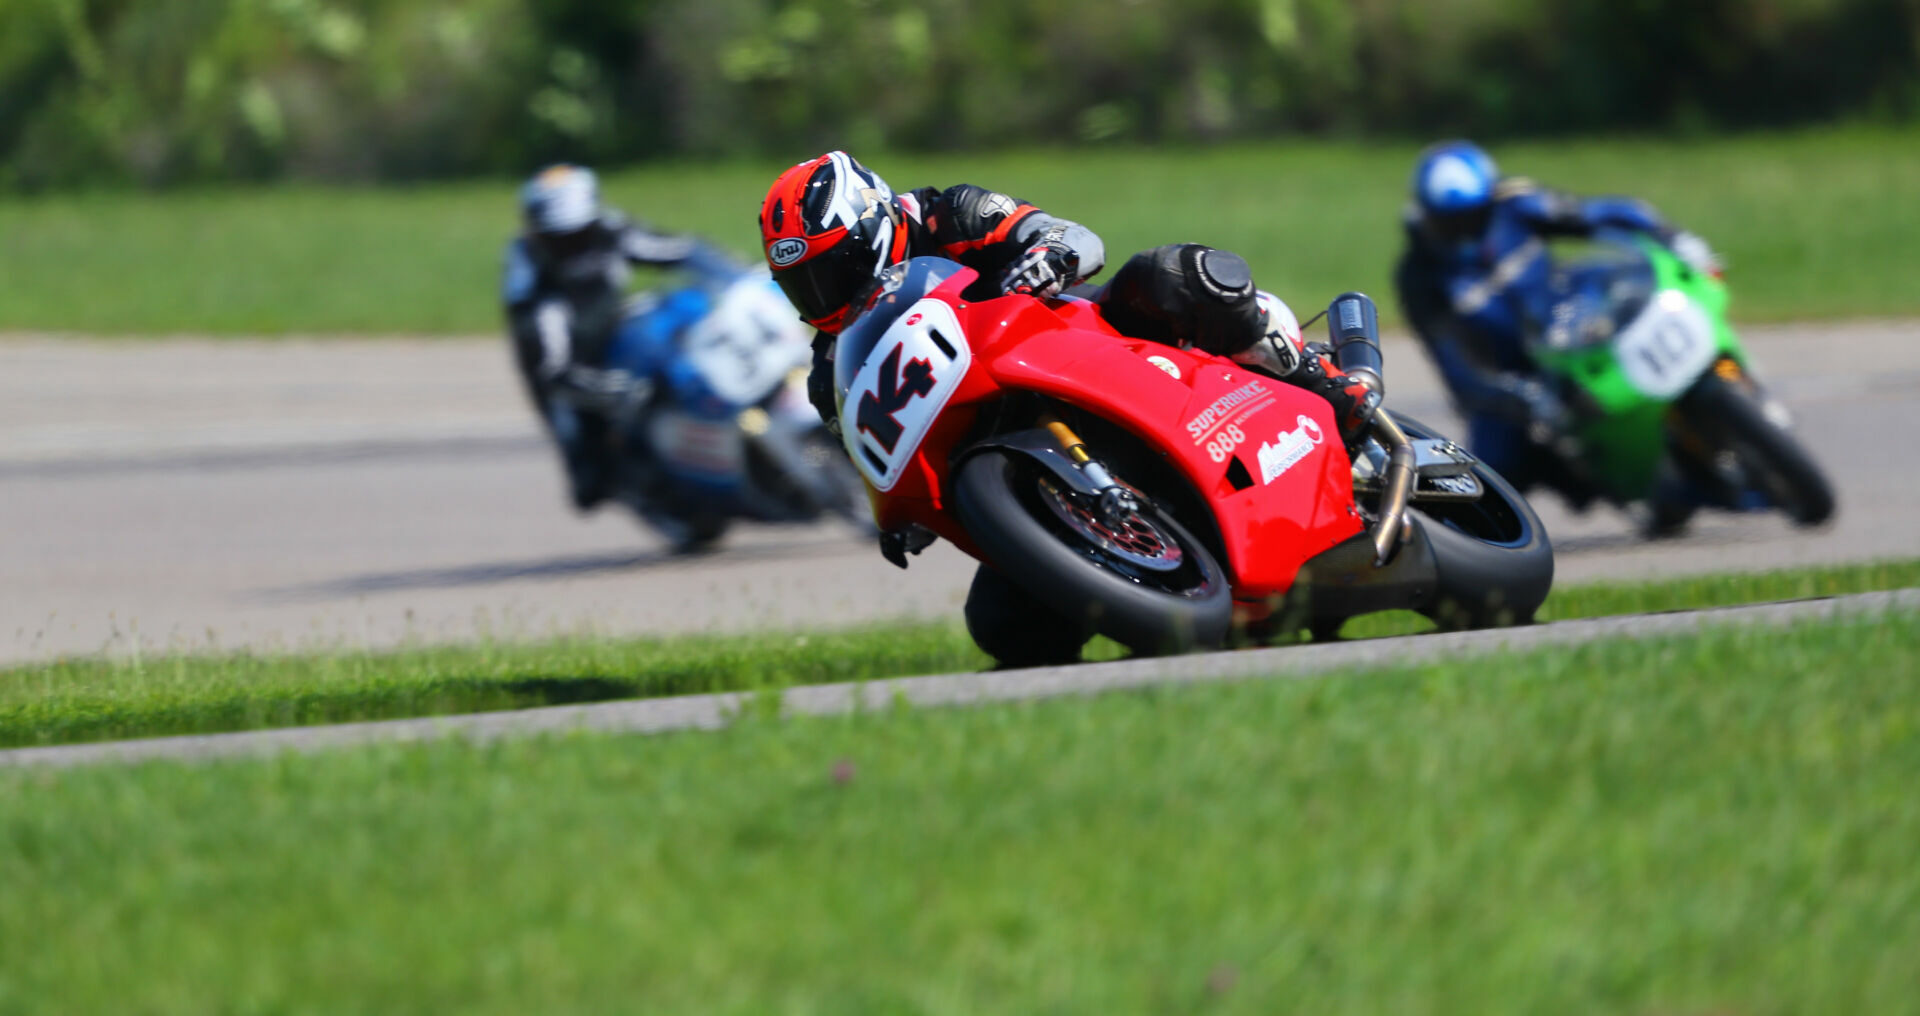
[1321,292,1405,563]
[1369,410,1416,565]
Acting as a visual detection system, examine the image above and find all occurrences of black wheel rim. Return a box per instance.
[1019,470,1217,598]
[1037,478,1185,572]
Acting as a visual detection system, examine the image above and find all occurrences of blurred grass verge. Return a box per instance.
[3,611,1916,1013]
[3,557,1916,750]
[0,126,1916,335]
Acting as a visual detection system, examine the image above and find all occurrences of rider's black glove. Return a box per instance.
[999,239,1080,298]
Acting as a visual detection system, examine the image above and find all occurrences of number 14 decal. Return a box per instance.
[856,345,936,453]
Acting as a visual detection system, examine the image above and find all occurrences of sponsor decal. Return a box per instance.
[905,312,923,326]
[1146,355,1181,380]
[1257,414,1325,484]
[1184,379,1272,443]
[1428,473,1479,494]
[768,237,808,267]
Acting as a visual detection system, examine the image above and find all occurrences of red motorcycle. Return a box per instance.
[836,257,1554,667]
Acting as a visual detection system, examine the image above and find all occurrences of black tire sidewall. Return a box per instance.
[952,450,1232,656]
[1680,374,1836,526]
[964,564,1092,667]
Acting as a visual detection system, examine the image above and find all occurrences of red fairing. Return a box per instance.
[964,296,1362,597]
[859,269,1002,557]
[859,276,1363,600]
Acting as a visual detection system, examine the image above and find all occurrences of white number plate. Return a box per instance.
[1613,290,1717,400]
[681,277,812,405]
[841,298,971,491]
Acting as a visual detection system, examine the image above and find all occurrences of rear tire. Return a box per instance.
[953,450,1232,660]
[1677,374,1835,527]
[1393,416,1556,629]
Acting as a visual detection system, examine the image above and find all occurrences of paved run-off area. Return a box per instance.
[3,322,1917,664]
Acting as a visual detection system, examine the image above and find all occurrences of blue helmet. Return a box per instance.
[1411,141,1498,217]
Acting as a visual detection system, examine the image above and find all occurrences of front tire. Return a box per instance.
[1677,374,1835,526]
[952,450,1232,660]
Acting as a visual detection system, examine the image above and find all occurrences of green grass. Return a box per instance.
[3,613,1917,1013]
[4,558,1916,750]
[1,125,1916,334]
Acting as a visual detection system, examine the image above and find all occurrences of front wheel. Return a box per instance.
[952,450,1232,661]
[1393,416,1556,629]
[1676,374,1835,527]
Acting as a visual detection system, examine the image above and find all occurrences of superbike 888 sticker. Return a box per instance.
[1184,378,1277,463]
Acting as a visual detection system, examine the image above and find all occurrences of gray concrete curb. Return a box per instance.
[5,589,1915,770]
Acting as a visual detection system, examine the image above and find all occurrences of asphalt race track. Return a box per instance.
[3,322,1916,664]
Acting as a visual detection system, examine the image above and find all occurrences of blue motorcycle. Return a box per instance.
[592,269,868,550]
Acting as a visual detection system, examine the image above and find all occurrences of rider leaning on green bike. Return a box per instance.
[1393,140,1722,509]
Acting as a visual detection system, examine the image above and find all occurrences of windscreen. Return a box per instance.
[833,257,968,414]
[1531,232,1658,352]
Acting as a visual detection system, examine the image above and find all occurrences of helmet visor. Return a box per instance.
[774,242,875,330]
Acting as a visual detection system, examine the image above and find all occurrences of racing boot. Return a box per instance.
[557,412,616,512]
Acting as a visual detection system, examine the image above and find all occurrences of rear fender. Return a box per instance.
[969,300,1363,596]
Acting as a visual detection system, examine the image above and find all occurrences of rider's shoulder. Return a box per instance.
[1495,178,1583,219]
[937,184,1028,228]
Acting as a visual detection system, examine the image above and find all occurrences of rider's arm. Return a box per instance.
[924,184,1106,283]
[1505,177,1720,276]
[1502,178,1669,239]
[1426,329,1554,424]
[609,213,740,280]
[1007,209,1106,282]
[1395,246,1551,426]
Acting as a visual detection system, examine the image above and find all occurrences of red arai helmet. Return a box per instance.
[758,151,910,333]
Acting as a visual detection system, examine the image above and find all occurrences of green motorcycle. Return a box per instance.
[1526,231,1835,531]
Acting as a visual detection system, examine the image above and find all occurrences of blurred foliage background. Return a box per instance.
[2,0,1917,190]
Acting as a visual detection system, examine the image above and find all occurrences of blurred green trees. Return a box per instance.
[2,0,1915,189]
